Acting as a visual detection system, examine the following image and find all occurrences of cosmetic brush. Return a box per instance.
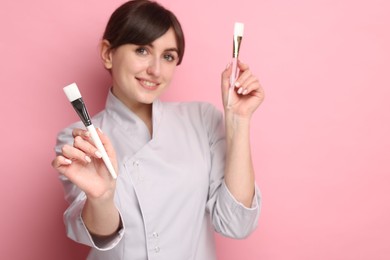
[63,83,117,179]
[227,22,244,108]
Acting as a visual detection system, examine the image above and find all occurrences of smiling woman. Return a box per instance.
[100,28,179,126]
[51,0,264,259]
[2,0,389,259]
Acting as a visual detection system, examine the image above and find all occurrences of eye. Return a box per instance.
[135,47,148,55]
[163,53,177,62]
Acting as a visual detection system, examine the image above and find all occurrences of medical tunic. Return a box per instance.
[54,90,261,260]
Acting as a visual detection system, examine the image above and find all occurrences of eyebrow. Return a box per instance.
[165,48,179,54]
[147,43,179,55]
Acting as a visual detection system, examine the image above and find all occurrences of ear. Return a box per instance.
[100,40,113,69]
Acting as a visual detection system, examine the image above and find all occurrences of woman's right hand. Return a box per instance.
[52,128,118,200]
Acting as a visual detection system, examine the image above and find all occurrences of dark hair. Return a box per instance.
[103,0,185,65]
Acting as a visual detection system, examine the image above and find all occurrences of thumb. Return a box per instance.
[221,62,233,92]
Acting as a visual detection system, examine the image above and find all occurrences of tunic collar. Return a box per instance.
[104,89,163,140]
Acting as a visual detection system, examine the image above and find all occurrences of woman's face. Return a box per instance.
[103,27,179,110]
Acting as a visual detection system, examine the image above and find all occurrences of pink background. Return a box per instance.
[1,0,389,259]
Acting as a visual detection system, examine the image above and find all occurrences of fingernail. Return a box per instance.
[83,131,90,137]
[243,89,248,95]
[234,81,240,87]
[97,128,104,134]
[65,159,72,165]
[226,62,231,69]
[237,87,243,94]
[85,156,91,163]
[95,150,102,158]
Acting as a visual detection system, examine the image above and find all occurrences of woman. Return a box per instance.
[52,0,264,259]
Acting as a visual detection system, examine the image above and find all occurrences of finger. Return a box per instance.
[243,80,265,103]
[233,60,252,90]
[237,59,250,71]
[221,62,233,91]
[74,135,103,159]
[62,144,92,163]
[51,156,74,176]
[237,75,260,95]
[234,69,252,90]
[72,128,90,140]
[52,155,72,169]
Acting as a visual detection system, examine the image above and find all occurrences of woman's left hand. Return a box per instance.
[221,60,265,118]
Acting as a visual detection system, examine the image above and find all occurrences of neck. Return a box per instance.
[134,104,153,136]
[111,88,153,136]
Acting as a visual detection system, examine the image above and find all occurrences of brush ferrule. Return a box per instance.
[233,36,243,58]
[71,98,92,127]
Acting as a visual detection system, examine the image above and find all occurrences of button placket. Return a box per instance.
[151,231,160,254]
[133,160,143,182]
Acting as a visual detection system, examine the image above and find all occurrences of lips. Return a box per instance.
[137,78,159,90]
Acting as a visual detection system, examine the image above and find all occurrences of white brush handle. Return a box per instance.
[87,125,117,179]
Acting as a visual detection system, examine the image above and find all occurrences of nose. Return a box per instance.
[146,56,161,77]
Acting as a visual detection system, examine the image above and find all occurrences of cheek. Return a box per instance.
[112,61,142,82]
[113,53,146,74]
[164,65,177,80]
[130,59,149,73]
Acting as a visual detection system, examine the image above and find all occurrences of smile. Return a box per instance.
[138,78,159,90]
[143,80,157,87]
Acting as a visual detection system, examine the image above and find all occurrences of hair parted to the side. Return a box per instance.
[103,0,185,65]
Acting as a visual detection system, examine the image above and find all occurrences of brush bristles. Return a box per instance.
[63,83,82,102]
[234,22,244,37]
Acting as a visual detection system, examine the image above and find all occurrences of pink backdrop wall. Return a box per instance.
[1,0,389,259]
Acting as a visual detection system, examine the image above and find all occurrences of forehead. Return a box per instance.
[149,27,178,51]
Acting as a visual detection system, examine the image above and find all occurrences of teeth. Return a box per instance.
[142,80,157,87]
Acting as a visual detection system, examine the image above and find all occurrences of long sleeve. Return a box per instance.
[54,121,125,251]
[203,104,261,238]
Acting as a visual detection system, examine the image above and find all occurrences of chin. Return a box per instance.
[139,95,159,105]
